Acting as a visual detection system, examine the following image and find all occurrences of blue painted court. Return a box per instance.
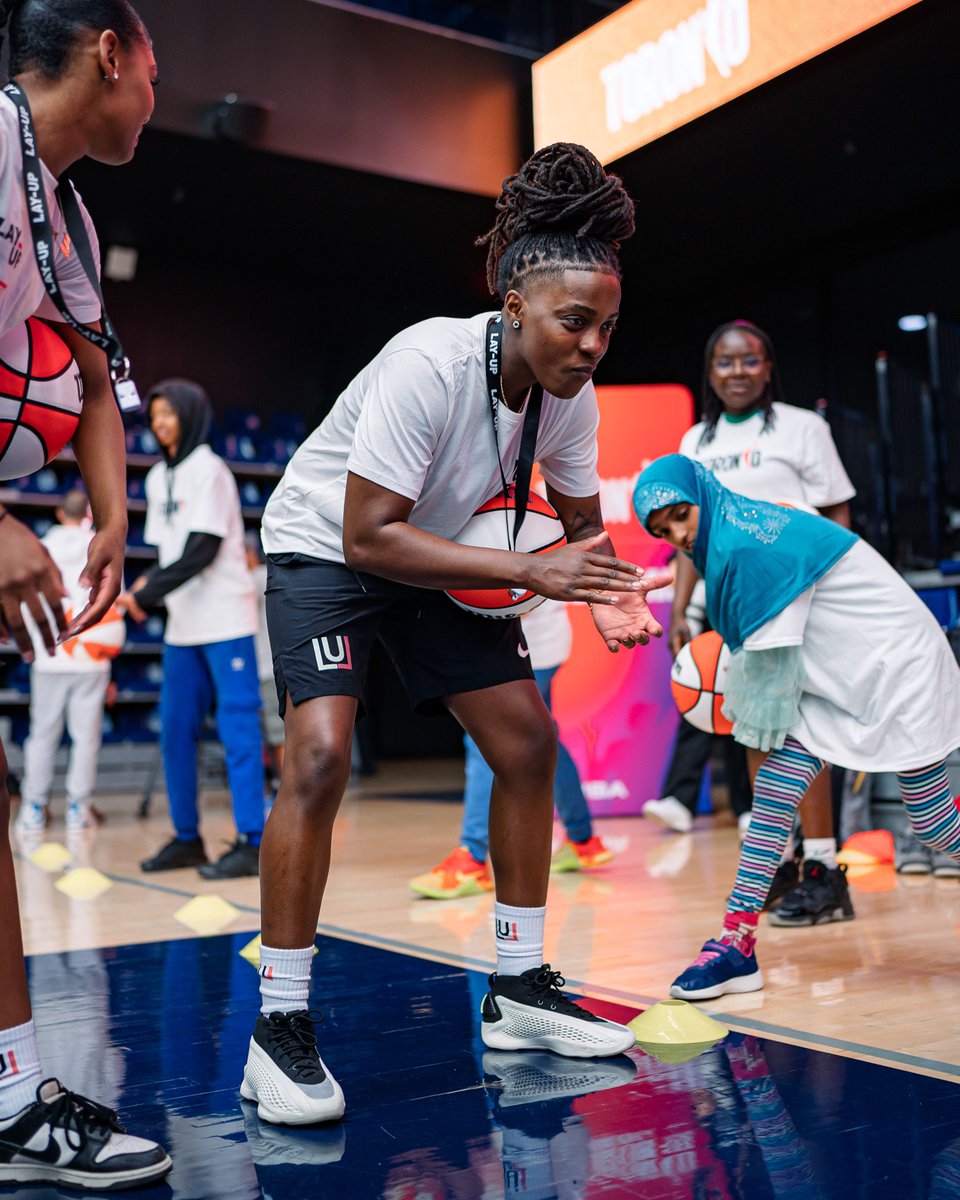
[9,931,960,1199]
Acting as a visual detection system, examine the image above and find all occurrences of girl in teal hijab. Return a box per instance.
[633,454,856,653]
[632,452,960,1005]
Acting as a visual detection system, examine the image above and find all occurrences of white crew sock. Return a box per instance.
[494,902,546,976]
[0,1020,42,1118]
[803,837,837,870]
[258,944,313,1015]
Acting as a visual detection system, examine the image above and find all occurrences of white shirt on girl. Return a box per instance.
[679,402,854,509]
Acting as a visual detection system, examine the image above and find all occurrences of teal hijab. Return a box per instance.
[632,455,857,651]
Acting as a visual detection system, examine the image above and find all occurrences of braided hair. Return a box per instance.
[477,142,635,301]
[1,0,146,80]
[696,319,785,447]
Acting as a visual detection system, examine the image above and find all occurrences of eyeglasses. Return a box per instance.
[710,355,767,374]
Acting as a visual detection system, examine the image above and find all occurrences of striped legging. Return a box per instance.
[728,736,960,915]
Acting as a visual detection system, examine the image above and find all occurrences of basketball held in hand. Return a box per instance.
[0,318,82,481]
[445,487,566,619]
[671,630,732,735]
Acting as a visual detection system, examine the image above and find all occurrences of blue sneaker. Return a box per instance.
[669,939,764,1001]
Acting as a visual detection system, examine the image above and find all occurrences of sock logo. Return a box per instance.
[495,919,519,942]
[312,635,353,672]
[259,966,274,979]
[0,1050,19,1078]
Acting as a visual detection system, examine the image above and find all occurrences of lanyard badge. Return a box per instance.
[4,82,141,412]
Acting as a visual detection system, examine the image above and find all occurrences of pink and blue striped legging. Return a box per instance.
[728,736,960,914]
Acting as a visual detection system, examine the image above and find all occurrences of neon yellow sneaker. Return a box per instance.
[409,846,494,899]
[550,836,614,873]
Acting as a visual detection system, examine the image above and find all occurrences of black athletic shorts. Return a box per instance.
[265,554,534,716]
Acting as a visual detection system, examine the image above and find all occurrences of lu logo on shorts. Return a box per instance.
[312,635,353,672]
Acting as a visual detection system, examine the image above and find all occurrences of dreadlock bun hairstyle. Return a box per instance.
[3,0,146,80]
[697,318,785,447]
[477,142,636,301]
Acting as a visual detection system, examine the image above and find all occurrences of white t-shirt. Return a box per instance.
[0,93,101,338]
[679,402,855,508]
[26,524,109,674]
[262,312,600,561]
[742,540,960,772]
[144,445,258,647]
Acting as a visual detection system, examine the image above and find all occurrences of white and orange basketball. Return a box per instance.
[671,630,733,735]
[61,603,126,663]
[0,318,83,481]
[445,487,566,619]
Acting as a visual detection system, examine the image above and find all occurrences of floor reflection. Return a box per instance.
[13,933,960,1199]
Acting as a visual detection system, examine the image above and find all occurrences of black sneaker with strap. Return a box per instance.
[241,1009,345,1125]
[0,1078,171,1190]
[480,965,635,1058]
[767,860,855,927]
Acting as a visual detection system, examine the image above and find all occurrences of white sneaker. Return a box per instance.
[65,802,95,832]
[14,801,48,833]
[480,965,635,1058]
[643,796,693,833]
[240,1010,345,1125]
[738,812,752,841]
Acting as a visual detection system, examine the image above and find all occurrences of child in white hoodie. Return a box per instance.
[15,490,115,833]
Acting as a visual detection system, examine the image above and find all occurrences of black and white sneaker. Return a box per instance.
[480,965,635,1058]
[0,1078,171,1190]
[240,1010,345,1125]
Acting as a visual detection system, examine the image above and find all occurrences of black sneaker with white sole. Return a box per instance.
[0,1078,172,1191]
[480,965,635,1058]
[240,1010,345,1125]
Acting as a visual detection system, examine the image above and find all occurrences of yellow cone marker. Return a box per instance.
[55,867,113,901]
[28,842,73,872]
[629,999,729,1062]
[173,894,241,935]
[239,933,319,970]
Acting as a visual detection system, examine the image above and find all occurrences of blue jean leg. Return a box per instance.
[160,643,215,839]
[459,666,593,860]
[202,636,265,842]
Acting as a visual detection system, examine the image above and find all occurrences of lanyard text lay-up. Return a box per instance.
[484,315,543,547]
[4,82,141,412]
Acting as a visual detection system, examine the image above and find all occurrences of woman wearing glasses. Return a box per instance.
[645,319,856,936]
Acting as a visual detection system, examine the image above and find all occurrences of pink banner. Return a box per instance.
[552,384,694,816]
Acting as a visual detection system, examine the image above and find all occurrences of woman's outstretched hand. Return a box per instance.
[590,570,674,651]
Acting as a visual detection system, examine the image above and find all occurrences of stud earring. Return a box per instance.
[114,71,120,80]
[512,319,520,329]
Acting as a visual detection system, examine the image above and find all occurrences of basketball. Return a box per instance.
[445,487,565,618]
[671,630,733,735]
[0,318,82,481]
[61,603,126,663]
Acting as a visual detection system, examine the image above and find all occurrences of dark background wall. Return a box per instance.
[73,0,959,426]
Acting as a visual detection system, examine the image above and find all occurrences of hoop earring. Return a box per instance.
[512,320,520,330]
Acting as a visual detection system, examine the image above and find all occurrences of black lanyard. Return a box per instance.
[3,82,141,412]
[485,315,543,547]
